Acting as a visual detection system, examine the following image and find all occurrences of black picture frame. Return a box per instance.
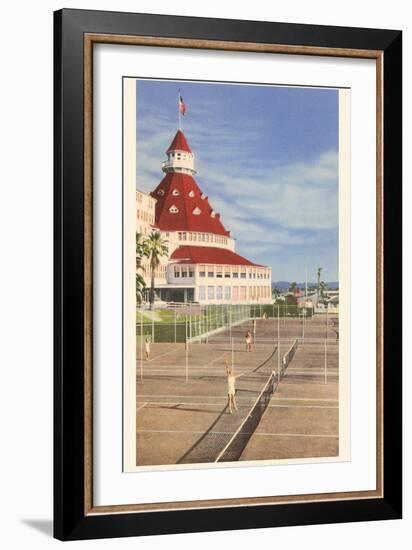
[54,8,402,541]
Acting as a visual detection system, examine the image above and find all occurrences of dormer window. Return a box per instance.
[188,190,195,198]
[210,210,216,218]
[192,207,201,216]
[157,189,165,196]
[201,193,206,200]
[169,205,179,214]
[172,189,180,196]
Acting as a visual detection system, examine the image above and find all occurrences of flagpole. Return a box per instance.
[178,90,181,130]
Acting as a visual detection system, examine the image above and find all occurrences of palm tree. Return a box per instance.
[136,233,148,305]
[316,267,323,295]
[319,280,327,298]
[289,281,297,293]
[145,231,168,310]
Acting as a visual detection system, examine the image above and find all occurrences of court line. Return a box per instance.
[203,350,231,368]
[138,401,338,409]
[141,368,338,374]
[137,394,338,402]
[136,429,338,438]
[284,372,339,376]
[138,346,181,364]
[136,402,147,412]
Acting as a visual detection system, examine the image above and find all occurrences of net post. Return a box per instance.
[229,304,232,343]
[140,311,144,383]
[186,335,189,383]
[277,305,280,382]
[326,305,329,340]
[206,305,209,344]
[302,306,305,345]
[189,304,192,340]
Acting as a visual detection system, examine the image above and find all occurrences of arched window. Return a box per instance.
[192,207,201,216]
[157,189,165,196]
[210,210,216,218]
[172,189,180,196]
[200,193,206,200]
[169,205,179,214]
[188,190,195,198]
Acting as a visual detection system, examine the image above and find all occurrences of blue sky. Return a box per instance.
[135,79,339,282]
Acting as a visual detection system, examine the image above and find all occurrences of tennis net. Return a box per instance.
[215,371,276,463]
[282,338,298,376]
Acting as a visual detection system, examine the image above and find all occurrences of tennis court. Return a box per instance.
[136,313,339,466]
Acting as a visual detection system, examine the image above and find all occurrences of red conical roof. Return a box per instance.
[166,130,192,154]
[151,172,230,236]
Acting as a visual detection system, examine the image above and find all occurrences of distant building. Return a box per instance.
[136,128,272,304]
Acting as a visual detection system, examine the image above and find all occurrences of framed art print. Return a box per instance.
[54,9,402,540]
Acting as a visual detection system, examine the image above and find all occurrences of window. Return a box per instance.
[174,267,180,278]
[181,268,188,278]
[182,232,187,241]
[216,286,223,300]
[208,286,214,300]
[207,266,214,278]
[199,286,206,300]
[188,190,195,198]
[216,267,223,278]
[178,232,182,240]
[201,193,206,200]
[232,271,239,278]
[240,287,247,301]
[224,266,231,278]
[192,207,201,215]
[240,267,246,279]
[169,204,179,213]
[210,210,216,218]
[224,286,231,299]
[189,269,194,277]
[199,265,206,277]
[157,189,165,196]
[172,189,180,196]
[232,286,239,301]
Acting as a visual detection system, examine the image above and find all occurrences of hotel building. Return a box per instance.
[137,128,272,305]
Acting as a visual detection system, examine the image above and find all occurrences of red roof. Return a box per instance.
[171,246,262,267]
[151,172,230,236]
[166,130,192,154]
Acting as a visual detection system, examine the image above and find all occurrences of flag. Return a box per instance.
[179,94,187,115]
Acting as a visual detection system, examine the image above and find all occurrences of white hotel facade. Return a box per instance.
[137,128,272,305]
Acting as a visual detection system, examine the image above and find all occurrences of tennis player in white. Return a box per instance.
[224,360,245,414]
